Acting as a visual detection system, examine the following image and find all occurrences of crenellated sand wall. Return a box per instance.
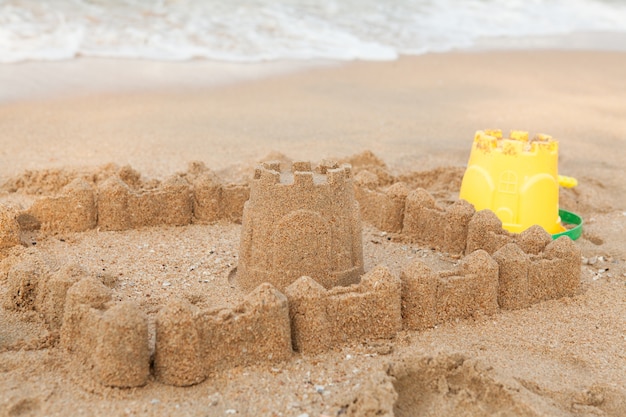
[0,155,582,390]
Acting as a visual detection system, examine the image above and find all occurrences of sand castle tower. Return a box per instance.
[237,160,364,292]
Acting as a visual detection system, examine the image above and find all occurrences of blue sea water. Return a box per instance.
[1,0,626,63]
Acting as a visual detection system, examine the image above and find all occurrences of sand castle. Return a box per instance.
[237,160,364,291]
[0,155,582,389]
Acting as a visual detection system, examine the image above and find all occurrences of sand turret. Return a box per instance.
[237,161,364,292]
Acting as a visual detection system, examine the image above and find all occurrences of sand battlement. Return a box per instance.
[354,179,569,258]
[1,255,151,388]
[285,266,402,355]
[61,278,151,388]
[493,236,580,309]
[238,160,363,292]
[154,283,292,387]
[253,160,352,188]
[401,250,499,330]
[0,163,250,237]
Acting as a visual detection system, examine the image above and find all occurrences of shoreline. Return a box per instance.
[4,29,626,104]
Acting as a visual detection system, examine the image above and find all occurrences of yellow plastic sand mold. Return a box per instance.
[459,129,566,235]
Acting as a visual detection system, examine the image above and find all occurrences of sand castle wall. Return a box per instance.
[352,181,478,255]
[352,177,572,264]
[402,189,476,254]
[97,172,250,231]
[2,237,580,389]
[401,250,499,330]
[1,252,292,388]
[2,254,150,388]
[153,283,292,386]
[28,178,97,233]
[353,181,489,256]
[2,160,579,265]
[493,237,580,309]
[237,161,364,292]
[61,277,151,388]
[400,236,580,332]
[353,171,409,233]
[0,204,20,250]
[98,175,193,230]
[285,265,402,355]
[465,209,558,256]
[4,163,250,236]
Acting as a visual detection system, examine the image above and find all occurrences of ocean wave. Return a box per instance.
[1,0,626,63]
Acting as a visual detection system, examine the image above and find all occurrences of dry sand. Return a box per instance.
[0,51,625,416]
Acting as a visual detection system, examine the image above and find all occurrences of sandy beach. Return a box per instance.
[1,50,625,416]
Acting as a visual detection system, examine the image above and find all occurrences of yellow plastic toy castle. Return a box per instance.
[459,129,565,235]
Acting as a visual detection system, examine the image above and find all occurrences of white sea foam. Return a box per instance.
[1,0,626,63]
